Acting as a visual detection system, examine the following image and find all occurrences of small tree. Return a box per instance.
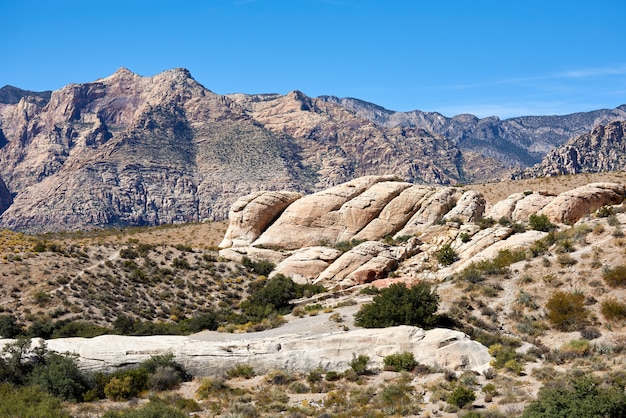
[355,283,439,328]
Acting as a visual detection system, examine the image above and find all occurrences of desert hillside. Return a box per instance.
[1,172,626,417]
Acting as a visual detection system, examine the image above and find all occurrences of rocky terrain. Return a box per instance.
[517,120,626,178]
[1,173,626,416]
[1,68,625,233]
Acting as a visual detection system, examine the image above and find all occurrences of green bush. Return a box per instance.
[529,214,555,231]
[522,376,626,418]
[383,351,418,372]
[241,256,275,275]
[0,383,71,418]
[101,399,189,418]
[354,283,439,328]
[546,291,589,331]
[603,265,626,287]
[27,352,90,401]
[0,314,21,338]
[334,239,366,252]
[437,243,458,266]
[349,354,370,375]
[448,385,476,408]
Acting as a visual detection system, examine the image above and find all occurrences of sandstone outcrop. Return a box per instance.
[0,325,492,376]
[539,182,626,224]
[220,176,626,289]
[219,191,302,248]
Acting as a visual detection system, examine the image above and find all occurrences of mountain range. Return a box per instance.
[0,68,624,232]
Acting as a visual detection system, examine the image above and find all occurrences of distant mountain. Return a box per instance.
[516,120,626,178]
[320,96,626,167]
[0,85,51,104]
[0,68,624,232]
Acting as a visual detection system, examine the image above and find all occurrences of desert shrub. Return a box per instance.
[521,375,626,418]
[354,282,439,329]
[334,239,365,252]
[147,366,181,391]
[51,320,111,338]
[226,364,255,379]
[459,232,471,243]
[596,205,615,218]
[241,256,275,275]
[0,383,71,418]
[27,351,90,401]
[349,354,370,375]
[0,314,21,338]
[448,385,476,408]
[104,368,150,401]
[120,247,139,259]
[171,257,190,269]
[603,265,626,287]
[477,217,496,229]
[489,344,523,373]
[601,298,626,320]
[174,244,193,252]
[241,274,325,322]
[101,399,189,418]
[384,351,418,372]
[437,243,458,266]
[546,291,589,331]
[265,369,292,385]
[556,253,577,266]
[579,327,601,340]
[529,214,555,232]
[140,354,190,389]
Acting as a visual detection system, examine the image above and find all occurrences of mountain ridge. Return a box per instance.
[0,67,625,232]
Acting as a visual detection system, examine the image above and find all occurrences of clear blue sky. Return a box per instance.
[2,0,625,118]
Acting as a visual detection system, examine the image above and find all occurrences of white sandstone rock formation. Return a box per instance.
[0,326,492,376]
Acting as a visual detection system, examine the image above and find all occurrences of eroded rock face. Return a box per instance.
[539,182,626,224]
[1,325,492,376]
[251,176,406,249]
[219,176,626,290]
[219,191,302,248]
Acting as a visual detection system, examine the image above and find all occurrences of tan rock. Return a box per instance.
[444,190,486,222]
[394,187,461,237]
[511,192,555,221]
[271,246,342,284]
[488,192,525,220]
[219,190,302,248]
[353,185,434,241]
[252,176,406,249]
[315,241,389,287]
[539,182,626,224]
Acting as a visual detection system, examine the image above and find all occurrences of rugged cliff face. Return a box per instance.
[517,120,626,178]
[0,68,492,232]
[0,68,624,232]
[321,96,626,167]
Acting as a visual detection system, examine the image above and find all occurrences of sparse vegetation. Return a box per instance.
[528,214,555,232]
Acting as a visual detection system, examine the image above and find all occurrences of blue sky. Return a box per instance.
[2,0,625,118]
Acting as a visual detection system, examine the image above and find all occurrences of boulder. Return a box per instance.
[511,192,555,221]
[488,192,525,221]
[315,241,389,287]
[443,190,486,223]
[219,190,302,248]
[539,182,626,224]
[270,246,343,284]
